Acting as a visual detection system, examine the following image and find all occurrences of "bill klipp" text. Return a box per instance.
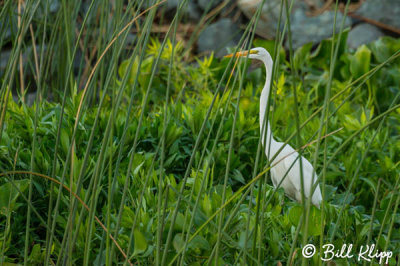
[320,243,392,264]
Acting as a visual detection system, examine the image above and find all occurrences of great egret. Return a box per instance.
[225,47,322,207]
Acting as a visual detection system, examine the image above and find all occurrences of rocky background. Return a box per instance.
[185,0,400,56]
[1,0,400,104]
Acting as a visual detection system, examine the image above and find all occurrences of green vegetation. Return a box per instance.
[0,0,400,265]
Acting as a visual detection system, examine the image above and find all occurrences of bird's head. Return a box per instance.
[224,47,269,61]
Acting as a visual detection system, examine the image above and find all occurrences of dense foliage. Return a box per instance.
[1,33,400,265]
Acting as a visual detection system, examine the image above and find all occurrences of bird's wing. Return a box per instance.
[283,152,318,201]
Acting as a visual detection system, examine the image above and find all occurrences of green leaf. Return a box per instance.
[0,179,30,215]
[369,37,400,63]
[231,169,245,184]
[350,45,371,79]
[60,128,70,155]
[133,229,147,256]
[173,233,184,252]
[202,194,212,217]
[28,244,42,263]
[311,28,349,70]
[189,235,210,251]
[343,114,361,131]
[333,192,355,205]
[173,212,186,231]
[288,205,322,236]
[294,42,313,70]
[118,58,139,85]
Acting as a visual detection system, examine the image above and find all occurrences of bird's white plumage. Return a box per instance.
[271,143,322,206]
[233,47,322,207]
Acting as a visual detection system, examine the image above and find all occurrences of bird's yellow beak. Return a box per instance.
[224,49,258,58]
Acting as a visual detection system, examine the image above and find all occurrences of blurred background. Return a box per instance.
[1,0,400,105]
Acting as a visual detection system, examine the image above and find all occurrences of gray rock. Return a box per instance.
[80,0,93,15]
[237,0,353,49]
[0,46,48,77]
[198,0,223,11]
[197,18,243,58]
[347,23,384,50]
[0,45,84,85]
[238,0,290,39]
[237,0,326,39]
[36,0,60,16]
[164,0,180,11]
[356,0,400,28]
[0,16,17,41]
[125,33,137,46]
[49,0,60,13]
[0,1,60,40]
[150,0,201,21]
[142,0,179,11]
[11,91,37,106]
[287,9,352,49]
[185,2,201,21]
[26,91,38,106]
[238,0,323,39]
[0,49,12,76]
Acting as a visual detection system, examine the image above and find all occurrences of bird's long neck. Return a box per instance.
[259,54,279,158]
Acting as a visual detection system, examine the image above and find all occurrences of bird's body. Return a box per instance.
[226,47,322,207]
[267,142,322,206]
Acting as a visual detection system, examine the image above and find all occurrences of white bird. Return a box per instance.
[225,47,322,207]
